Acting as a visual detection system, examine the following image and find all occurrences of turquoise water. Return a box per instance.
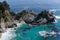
[0,18,59,40]
[12,23,60,40]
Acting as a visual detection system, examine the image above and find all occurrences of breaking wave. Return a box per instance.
[54,15,60,23]
[55,15,60,19]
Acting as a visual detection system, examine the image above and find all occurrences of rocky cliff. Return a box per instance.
[0,1,13,23]
[0,1,55,26]
[31,10,55,25]
[22,10,55,25]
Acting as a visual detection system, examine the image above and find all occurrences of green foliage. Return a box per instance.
[35,10,50,21]
[16,10,28,18]
[0,1,10,19]
[10,12,16,16]
[18,10,28,17]
[0,13,6,18]
[0,2,5,13]
[38,10,49,18]
[2,1,10,10]
[15,10,37,20]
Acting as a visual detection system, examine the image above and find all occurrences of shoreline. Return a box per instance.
[0,21,25,38]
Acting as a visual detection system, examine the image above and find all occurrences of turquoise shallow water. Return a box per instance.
[12,23,60,40]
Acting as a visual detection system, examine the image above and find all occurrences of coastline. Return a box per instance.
[0,20,25,38]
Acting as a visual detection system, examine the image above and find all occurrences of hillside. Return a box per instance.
[0,1,55,25]
[0,1,13,23]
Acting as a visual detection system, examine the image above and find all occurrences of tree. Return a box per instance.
[10,12,16,16]
[2,1,10,10]
[15,10,28,20]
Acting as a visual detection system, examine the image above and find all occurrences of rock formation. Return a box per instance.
[23,10,55,25]
[0,1,15,31]
[0,1,55,28]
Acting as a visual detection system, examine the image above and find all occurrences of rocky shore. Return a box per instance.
[23,10,55,26]
[0,1,55,38]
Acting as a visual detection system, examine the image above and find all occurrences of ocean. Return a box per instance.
[0,0,60,40]
[0,21,60,40]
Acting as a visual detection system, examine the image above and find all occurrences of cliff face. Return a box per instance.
[0,1,12,23]
[4,10,12,22]
[0,1,17,30]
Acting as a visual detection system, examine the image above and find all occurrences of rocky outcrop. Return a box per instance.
[22,10,37,24]
[0,1,15,31]
[36,10,55,23]
[24,10,55,25]
[23,13,35,23]
[0,1,55,27]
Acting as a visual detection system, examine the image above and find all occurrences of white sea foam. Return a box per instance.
[50,31,56,35]
[38,31,60,37]
[53,15,60,23]
[54,19,57,23]
[38,31,48,37]
[0,23,24,40]
[49,9,60,19]
[49,9,60,23]
[0,28,16,40]
[55,16,60,19]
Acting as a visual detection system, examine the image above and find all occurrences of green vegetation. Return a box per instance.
[0,1,55,24]
[15,10,28,20]
[10,12,16,16]
[2,1,10,10]
[0,1,10,19]
[0,1,36,20]
[17,10,28,17]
